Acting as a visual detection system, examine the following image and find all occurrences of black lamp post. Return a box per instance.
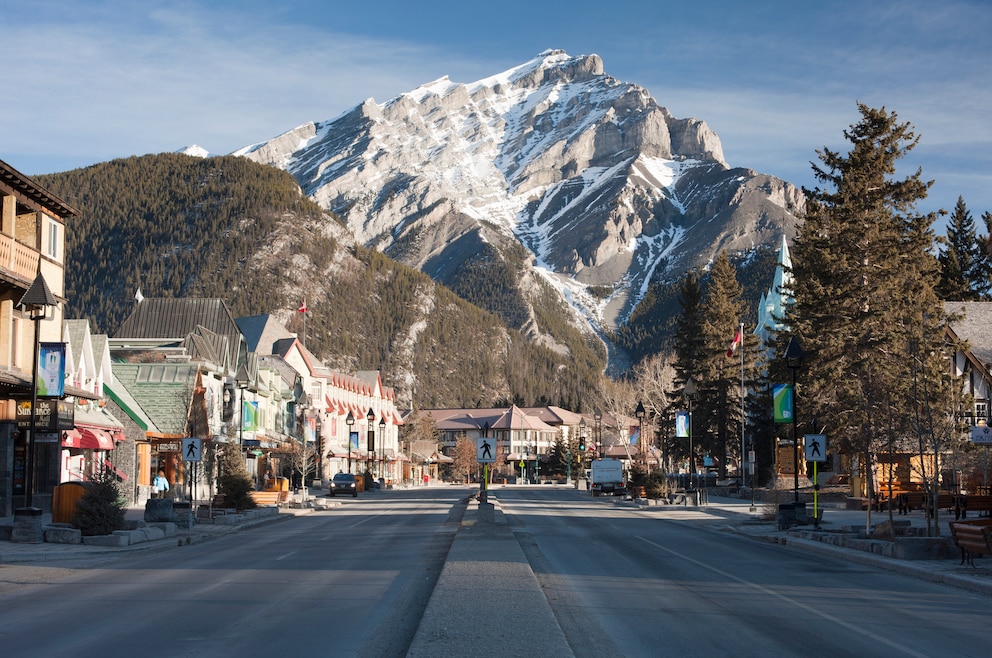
[345,411,355,474]
[379,416,386,481]
[635,400,646,468]
[235,363,249,457]
[594,411,602,456]
[784,337,805,502]
[574,417,586,484]
[367,408,375,478]
[685,378,698,490]
[18,273,57,509]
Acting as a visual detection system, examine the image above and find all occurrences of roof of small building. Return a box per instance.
[114,298,244,368]
[946,302,992,366]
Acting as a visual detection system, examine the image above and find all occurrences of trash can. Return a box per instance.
[52,481,90,524]
[777,501,807,529]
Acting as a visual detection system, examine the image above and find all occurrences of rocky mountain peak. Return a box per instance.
[238,51,800,359]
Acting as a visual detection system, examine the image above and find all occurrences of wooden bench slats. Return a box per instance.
[249,490,288,506]
[949,519,992,567]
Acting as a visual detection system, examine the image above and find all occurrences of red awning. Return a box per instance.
[80,428,114,450]
[62,428,113,450]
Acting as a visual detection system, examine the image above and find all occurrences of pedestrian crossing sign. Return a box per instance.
[476,437,496,463]
[803,434,826,462]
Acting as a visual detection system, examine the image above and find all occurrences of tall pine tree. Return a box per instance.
[695,251,748,478]
[666,270,706,473]
[789,104,953,503]
[937,196,987,300]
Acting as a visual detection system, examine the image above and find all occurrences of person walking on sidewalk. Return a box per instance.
[153,469,170,498]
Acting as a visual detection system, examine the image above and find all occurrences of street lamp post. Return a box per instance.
[594,411,602,457]
[578,417,587,480]
[18,273,57,510]
[366,408,375,482]
[345,411,355,474]
[235,363,249,459]
[635,400,646,469]
[379,416,386,483]
[685,378,698,490]
[785,337,806,503]
[571,418,584,485]
[534,443,539,484]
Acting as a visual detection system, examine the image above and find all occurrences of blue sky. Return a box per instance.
[4,0,990,219]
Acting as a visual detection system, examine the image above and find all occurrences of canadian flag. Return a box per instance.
[726,324,743,358]
[298,300,308,314]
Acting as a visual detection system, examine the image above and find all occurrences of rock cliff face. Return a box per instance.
[238,50,802,348]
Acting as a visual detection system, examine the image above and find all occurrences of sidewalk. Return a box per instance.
[0,498,316,564]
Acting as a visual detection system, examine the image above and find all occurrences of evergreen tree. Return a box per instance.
[979,210,992,297]
[695,251,748,478]
[937,196,986,300]
[666,270,705,469]
[790,104,952,503]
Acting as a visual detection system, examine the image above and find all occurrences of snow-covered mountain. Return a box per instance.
[235,50,803,349]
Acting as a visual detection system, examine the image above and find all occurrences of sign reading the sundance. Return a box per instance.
[16,399,74,430]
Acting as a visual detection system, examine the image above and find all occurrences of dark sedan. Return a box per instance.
[329,472,358,497]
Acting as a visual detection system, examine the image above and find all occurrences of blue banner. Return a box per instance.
[773,384,793,423]
[38,342,66,397]
[676,410,689,438]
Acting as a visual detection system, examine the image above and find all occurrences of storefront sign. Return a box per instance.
[16,399,75,430]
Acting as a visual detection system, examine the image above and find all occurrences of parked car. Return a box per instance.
[329,472,358,497]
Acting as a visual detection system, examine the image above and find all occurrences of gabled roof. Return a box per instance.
[412,406,558,432]
[104,374,159,434]
[114,298,244,369]
[0,157,79,218]
[946,302,992,366]
[182,325,228,367]
[111,362,201,436]
[237,314,296,355]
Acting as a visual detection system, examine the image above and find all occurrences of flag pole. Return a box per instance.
[739,322,745,494]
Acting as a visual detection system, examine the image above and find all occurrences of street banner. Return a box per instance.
[38,342,66,397]
[676,410,689,438]
[971,425,992,445]
[773,384,793,423]
[243,400,258,431]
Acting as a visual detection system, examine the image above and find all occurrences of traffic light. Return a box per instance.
[578,435,586,451]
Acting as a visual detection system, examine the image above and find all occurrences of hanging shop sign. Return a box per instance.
[16,399,74,431]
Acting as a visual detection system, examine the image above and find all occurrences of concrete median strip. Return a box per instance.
[407,499,574,657]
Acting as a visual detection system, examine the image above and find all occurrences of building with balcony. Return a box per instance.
[0,158,76,515]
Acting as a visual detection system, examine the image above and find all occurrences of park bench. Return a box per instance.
[952,494,992,519]
[874,482,922,512]
[948,518,992,566]
[897,492,955,516]
[250,490,288,506]
[195,493,236,520]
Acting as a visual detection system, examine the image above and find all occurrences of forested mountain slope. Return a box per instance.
[38,154,605,409]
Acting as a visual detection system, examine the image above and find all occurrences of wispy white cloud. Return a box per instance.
[3,0,989,218]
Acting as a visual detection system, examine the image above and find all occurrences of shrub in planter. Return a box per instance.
[73,472,128,536]
[217,449,257,511]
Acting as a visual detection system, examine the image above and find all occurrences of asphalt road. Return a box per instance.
[0,488,466,657]
[496,487,992,657]
[3,486,992,657]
